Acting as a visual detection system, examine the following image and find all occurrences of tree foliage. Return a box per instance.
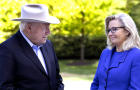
[0,0,127,59]
[49,0,127,38]
[0,0,126,41]
[126,0,140,31]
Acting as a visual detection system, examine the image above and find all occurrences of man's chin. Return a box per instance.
[37,41,47,46]
[42,40,47,44]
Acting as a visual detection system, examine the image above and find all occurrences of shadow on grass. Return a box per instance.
[59,59,98,81]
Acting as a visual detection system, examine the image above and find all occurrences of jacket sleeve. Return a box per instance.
[0,44,17,90]
[90,61,100,89]
[90,49,108,90]
[128,53,140,90]
[90,59,101,90]
[90,71,99,90]
[48,41,64,90]
[54,50,64,90]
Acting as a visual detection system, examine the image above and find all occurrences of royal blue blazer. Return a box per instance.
[91,47,140,90]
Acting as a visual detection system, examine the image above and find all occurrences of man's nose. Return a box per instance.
[45,28,50,35]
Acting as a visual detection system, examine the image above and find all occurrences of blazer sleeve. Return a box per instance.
[90,72,99,90]
[48,41,64,90]
[0,44,17,90]
[90,49,108,90]
[128,53,140,90]
[90,56,101,90]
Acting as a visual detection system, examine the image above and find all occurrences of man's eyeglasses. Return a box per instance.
[107,27,125,34]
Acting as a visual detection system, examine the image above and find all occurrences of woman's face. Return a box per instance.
[107,19,129,47]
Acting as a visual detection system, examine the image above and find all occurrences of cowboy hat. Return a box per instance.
[12,4,60,24]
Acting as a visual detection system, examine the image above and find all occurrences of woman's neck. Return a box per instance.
[116,45,123,52]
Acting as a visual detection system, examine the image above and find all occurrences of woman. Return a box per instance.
[90,13,140,90]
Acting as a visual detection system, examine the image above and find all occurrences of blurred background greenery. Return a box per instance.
[0,0,140,89]
[1,0,139,60]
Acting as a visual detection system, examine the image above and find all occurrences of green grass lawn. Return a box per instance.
[59,59,98,81]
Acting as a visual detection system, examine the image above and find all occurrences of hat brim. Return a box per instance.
[12,16,60,24]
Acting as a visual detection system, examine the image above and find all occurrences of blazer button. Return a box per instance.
[104,86,107,88]
[105,78,107,82]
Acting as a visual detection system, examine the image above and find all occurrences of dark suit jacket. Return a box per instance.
[0,31,64,90]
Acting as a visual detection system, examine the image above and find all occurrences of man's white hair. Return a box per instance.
[19,22,28,31]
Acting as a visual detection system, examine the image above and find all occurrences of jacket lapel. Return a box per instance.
[16,31,47,75]
[40,43,53,77]
[40,45,50,75]
[104,48,115,70]
[104,47,129,70]
[109,51,129,68]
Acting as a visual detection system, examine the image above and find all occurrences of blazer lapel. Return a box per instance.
[40,44,52,76]
[16,31,47,75]
[109,50,129,68]
[104,51,112,70]
[104,47,129,70]
[104,48,115,70]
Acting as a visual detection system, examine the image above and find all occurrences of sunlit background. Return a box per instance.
[0,0,140,89]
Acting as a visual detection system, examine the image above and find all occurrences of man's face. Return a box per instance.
[27,22,50,45]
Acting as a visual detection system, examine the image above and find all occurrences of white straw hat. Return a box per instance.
[12,4,60,24]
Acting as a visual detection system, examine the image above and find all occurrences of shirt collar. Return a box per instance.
[20,30,43,48]
[20,30,35,47]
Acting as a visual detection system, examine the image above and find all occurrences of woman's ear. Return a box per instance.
[128,33,130,37]
[126,31,130,37]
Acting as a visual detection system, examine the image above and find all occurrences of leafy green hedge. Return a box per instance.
[49,35,106,59]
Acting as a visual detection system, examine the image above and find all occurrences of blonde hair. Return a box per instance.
[105,13,140,50]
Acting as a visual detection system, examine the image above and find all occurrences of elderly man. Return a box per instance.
[0,4,64,90]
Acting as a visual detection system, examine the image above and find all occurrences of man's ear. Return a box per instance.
[23,23,32,34]
[26,23,32,30]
